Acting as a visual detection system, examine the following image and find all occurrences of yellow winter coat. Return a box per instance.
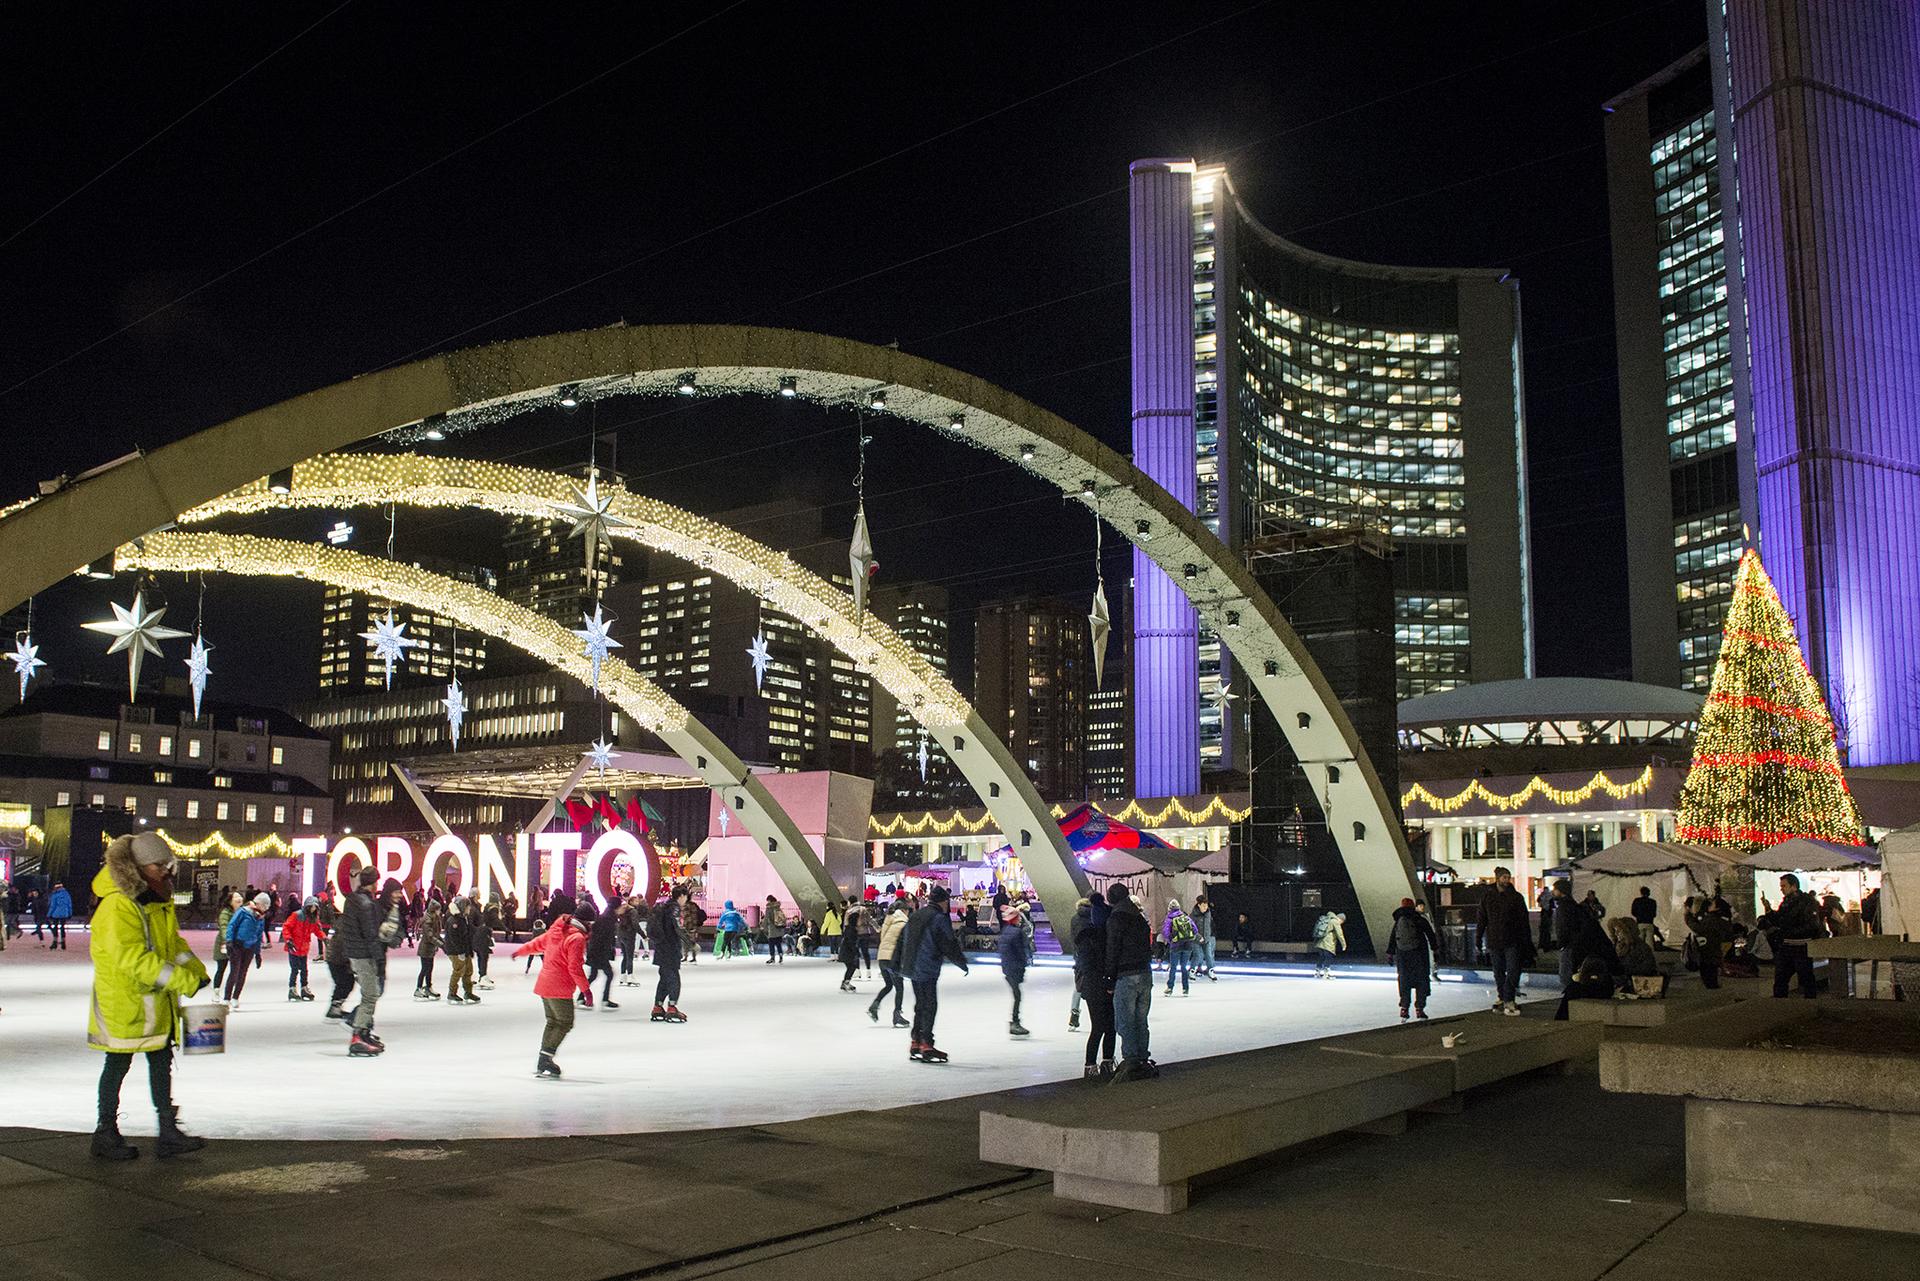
[88,838,208,1053]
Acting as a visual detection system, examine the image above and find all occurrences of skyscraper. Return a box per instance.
[499,464,627,625]
[973,595,1089,802]
[1130,159,1533,798]
[1610,2,1920,766]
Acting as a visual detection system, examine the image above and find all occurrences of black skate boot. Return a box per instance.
[536,1053,562,1079]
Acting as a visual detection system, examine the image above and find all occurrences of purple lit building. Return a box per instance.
[1610,1,1920,766]
[1129,160,1534,799]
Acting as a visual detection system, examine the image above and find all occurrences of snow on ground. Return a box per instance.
[0,931,1512,1140]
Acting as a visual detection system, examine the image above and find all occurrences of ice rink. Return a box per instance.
[0,934,1500,1140]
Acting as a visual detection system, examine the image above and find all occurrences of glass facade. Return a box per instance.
[1649,108,1742,690]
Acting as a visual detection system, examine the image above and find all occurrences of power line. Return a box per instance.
[0,1,356,253]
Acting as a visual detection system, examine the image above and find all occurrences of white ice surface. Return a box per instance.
[0,933,1500,1140]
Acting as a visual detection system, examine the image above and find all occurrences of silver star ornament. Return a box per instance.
[8,634,46,702]
[746,632,771,691]
[358,610,421,689]
[83,590,191,702]
[585,736,617,774]
[185,634,213,719]
[573,605,622,693]
[554,474,634,572]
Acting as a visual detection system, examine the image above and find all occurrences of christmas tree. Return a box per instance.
[1674,548,1866,850]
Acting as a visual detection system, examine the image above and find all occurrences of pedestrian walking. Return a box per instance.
[899,885,967,1062]
[281,897,322,1001]
[512,896,592,1078]
[867,896,910,1027]
[443,897,477,1004]
[1071,892,1116,1079]
[46,880,73,949]
[1546,879,1587,995]
[335,868,394,1056]
[1386,897,1439,1020]
[1630,885,1660,950]
[762,894,787,964]
[1163,899,1198,995]
[87,833,209,1161]
[223,893,268,1007]
[995,890,1031,1036]
[585,900,619,1008]
[1191,894,1217,979]
[1105,883,1156,1081]
[1477,868,1534,1015]
[650,887,690,1021]
[414,899,444,1000]
[1758,873,1828,999]
[1311,910,1347,977]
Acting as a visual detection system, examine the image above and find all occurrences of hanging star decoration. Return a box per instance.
[1088,580,1112,688]
[746,632,771,691]
[83,590,191,702]
[358,610,420,689]
[444,676,467,752]
[1210,683,1239,712]
[917,733,930,782]
[584,736,617,775]
[8,633,46,702]
[573,605,622,693]
[849,502,877,618]
[185,634,213,719]
[553,473,635,573]
[717,804,732,838]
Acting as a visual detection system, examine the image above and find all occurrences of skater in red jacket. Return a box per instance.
[280,897,324,1002]
[511,894,593,1078]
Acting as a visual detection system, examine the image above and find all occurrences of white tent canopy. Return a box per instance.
[1874,824,1920,938]
[1742,838,1879,872]
[1570,840,1747,935]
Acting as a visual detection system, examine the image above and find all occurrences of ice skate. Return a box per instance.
[288,990,301,1002]
[300,987,315,1001]
[461,993,479,1005]
[1008,1020,1030,1037]
[413,988,431,1001]
[867,1003,880,1023]
[651,1004,669,1021]
[324,1002,347,1020]
[1068,1009,1080,1031]
[892,1012,909,1028]
[663,1004,687,1022]
[602,998,620,1010]
[535,1053,562,1079]
[425,989,442,1000]
[348,1031,383,1056]
[916,1044,949,1064]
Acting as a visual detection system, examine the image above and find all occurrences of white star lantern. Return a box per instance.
[1210,683,1238,712]
[917,733,930,782]
[746,632,771,691]
[83,590,191,702]
[444,677,467,751]
[584,736,617,775]
[554,474,634,573]
[573,605,621,693]
[849,502,876,617]
[8,634,46,702]
[184,634,213,719]
[358,610,420,689]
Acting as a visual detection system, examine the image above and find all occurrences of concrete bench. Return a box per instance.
[1566,988,1743,1028]
[979,1016,1600,1213]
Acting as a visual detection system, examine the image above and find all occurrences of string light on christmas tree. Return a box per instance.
[1674,548,1866,850]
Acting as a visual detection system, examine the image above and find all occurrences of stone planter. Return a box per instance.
[1600,1000,1920,1235]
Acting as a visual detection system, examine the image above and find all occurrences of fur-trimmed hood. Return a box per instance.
[95,834,147,901]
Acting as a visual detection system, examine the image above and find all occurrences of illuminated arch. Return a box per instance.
[176,452,1093,937]
[0,325,1420,944]
[113,531,845,922]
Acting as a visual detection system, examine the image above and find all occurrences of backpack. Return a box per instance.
[1169,913,1196,944]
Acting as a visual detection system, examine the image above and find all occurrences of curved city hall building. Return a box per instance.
[1130,159,1533,798]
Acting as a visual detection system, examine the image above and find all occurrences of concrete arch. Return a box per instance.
[113,530,845,923]
[0,324,1420,944]
[177,452,1092,937]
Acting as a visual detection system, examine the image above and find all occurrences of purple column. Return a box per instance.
[1129,159,1200,797]
[1727,0,1920,766]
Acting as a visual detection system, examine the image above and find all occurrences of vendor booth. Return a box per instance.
[1741,838,1880,923]
[1570,840,1748,936]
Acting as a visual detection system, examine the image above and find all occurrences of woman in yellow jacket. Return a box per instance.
[88,832,210,1160]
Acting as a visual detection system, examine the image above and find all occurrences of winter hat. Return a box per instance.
[252,892,271,910]
[303,895,320,910]
[1106,883,1130,906]
[357,867,379,887]
[1401,897,1416,908]
[128,832,175,867]
[928,885,951,903]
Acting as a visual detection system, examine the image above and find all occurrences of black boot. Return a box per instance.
[90,1122,137,1161]
[155,1107,206,1158]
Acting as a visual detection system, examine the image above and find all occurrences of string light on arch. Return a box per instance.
[1400,766,1656,816]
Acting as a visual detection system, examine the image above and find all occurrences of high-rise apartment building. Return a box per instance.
[317,556,493,696]
[973,595,1089,802]
[1610,2,1920,766]
[868,582,962,800]
[1130,158,1533,797]
[606,499,871,774]
[500,465,626,625]
[1084,584,1133,800]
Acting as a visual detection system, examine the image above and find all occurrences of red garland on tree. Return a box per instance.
[1674,549,1866,850]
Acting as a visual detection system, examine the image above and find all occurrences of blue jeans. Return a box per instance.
[1165,943,1191,993]
[1113,971,1152,1063]
[1491,944,1523,1004]
[1199,936,1216,973]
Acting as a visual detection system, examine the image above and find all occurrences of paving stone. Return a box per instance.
[1620,1210,1920,1279]
[0,1179,184,1246]
[0,1154,64,1187]
[0,1229,269,1281]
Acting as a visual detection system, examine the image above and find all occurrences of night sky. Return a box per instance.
[1,2,1709,709]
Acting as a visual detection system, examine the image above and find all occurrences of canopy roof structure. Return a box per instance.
[1742,838,1881,872]
[1574,839,1746,880]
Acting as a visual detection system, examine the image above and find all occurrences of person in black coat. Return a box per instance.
[584,902,620,1008]
[1104,884,1156,1080]
[1070,893,1115,1077]
[1758,873,1828,999]
[1475,868,1534,1015]
[1385,897,1440,1020]
[649,888,688,1020]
